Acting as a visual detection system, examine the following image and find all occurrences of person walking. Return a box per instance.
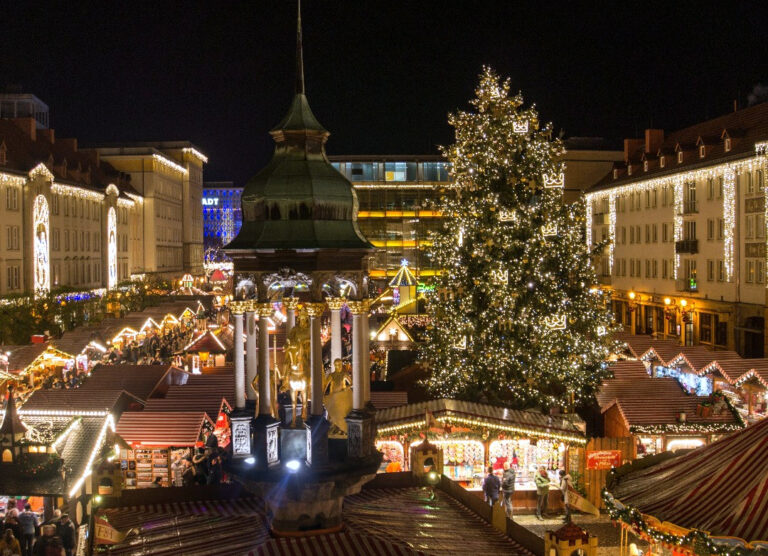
[482,466,501,508]
[182,459,196,487]
[31,525,60,556]
[559,470,573,523]
[3,500,20,543]
[535,466,551,520]
[192,450,209,485]
[54,515,75,556]
[500,462,516,519]
[0,528,21,556]
[16,505,37,556]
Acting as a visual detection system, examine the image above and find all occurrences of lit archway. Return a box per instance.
[33,195,50,293]
[107,207,117,289]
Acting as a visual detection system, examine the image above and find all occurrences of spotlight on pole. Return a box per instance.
[244,457,255,465]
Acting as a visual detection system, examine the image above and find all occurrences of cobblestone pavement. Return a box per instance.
[514,513,650,556]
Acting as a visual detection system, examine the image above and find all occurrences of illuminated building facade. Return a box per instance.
[0,113,206,296]
[202,181,242,257]
[585,103,768,356]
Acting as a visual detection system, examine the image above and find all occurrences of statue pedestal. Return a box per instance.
[279,402,303,428]
[229,410,253,461]
[305,414,330,467]
[253,414,280,471]
[280,426,307,462]
[345,409,376,459]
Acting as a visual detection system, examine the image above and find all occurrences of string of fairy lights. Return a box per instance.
[421,67,616,409]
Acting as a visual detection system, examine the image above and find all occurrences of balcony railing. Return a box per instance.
[675,239,699,254]
[680,200,698,214]
[592,212,610,225]
[675,278,699,292]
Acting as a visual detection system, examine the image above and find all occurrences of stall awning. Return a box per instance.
[608,415,768,546]
[180,330,228,354]
[116,411,213,447]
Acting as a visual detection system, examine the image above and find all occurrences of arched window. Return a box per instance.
[2,449,12,463]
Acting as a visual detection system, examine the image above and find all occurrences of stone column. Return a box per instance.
[256,303,273,417]
[326,297,345,365]
[245,305,257,400]
[305,303,326,416]
[283,296,299,337]
[361,299,371,403]
[347,301,366,411]
[231,306,246,410]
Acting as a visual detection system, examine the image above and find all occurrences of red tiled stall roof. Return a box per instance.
[83,364,186,401]
[0,343,51,372]
[609,416,768,543]
[370,391,408,410]
[116,411,212,447]
[143,394,231,421]
[668,346,741,374]
[703,358,768,387]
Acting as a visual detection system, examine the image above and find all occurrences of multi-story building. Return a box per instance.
[329,142,620,282]
[202,181,242,258]
[0,116,207,296]
[96,142,206,275]
[585,103,768,357]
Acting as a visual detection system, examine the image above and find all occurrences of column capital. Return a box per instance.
[326,297,346,311]
[255,302,274,318]
[347,300,367,315]
[304,302,326,318]
[229,301,248,315]
[282,296,300,310]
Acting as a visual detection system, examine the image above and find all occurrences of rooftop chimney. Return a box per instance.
[623,138,643,163]
[644,129,664,155]
[11,118,36,142]
[59,138,78,152]
[38,128,55,144]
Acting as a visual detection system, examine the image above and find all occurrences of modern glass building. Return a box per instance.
[202,182,242,258]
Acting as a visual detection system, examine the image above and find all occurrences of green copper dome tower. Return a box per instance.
[225,2,372,252]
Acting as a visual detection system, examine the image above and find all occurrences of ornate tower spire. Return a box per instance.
[296,0,305,95]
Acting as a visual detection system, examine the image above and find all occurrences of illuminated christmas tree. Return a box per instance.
[422,67,614,410]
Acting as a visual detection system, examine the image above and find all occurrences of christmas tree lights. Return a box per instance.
[421,67,615,410]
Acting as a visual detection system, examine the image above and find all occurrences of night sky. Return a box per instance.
[2,1,767,184]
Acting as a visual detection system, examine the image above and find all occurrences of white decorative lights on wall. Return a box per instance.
[153,154,188,175]
[723,168,736,281]
[107,207,117,289]
[33,195,50,294]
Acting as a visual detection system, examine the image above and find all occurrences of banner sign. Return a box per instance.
[586,449,622,470]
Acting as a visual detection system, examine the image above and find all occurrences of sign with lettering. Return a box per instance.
[202,198,219,206]
[586,449,622,470]
[231,419,251,456]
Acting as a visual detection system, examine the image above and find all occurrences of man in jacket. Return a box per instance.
[559,470,573,523]
[500,462,516,519]
[55,514,76,556]
[17,504,37,556]
[534,466,550,520]
[481,466,501,507]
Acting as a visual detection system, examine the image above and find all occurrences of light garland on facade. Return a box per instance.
[51,182,105,202]
[628,422,743,434]
[608,194,616,274]
[68,414,115,498]
[33,194,50,294]
[107,207,117,289]
[18,409,109,417]
[723,168,736,281]
[182,147,208,163]
[29,162,54,181]
[0,171,27,186]
[152,153,188,175]
[116,197,134,208]
[585,200,593,249]
[126,193,144,205]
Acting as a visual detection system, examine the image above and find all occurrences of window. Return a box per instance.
[64,197,69,216]
[645,225,651,243]
[707,178,714,200]
[707,260,715,281]
[758,214,766,239]
[747,215,755,239]
[653,259,658,278]
[725,138,732,152]
[621,227,626,244]
[663,259,668,279]
[758,170,764,191]
[684,220,696,241]
[717,218,724,240]
[699,145,706,158]
[653,224,658,243]
[73,232,78,252]
[6,266,20,290]
[747,172,755,194]
[662,223,668,242]
[718,260,725,282]
[707,218,714,240]
[64,230,70,251]
[5,226,19,250]
[52,194,59,215]
[636,225,641,242]
[630,227,634,244]
[759,261,765,284]
[645,190,650,208]
[717,176,724,198]
[660,156,666,168]
[662,186,668,206]
[700,313,713,343]
[52,228,59,251]
[747,260,756,283]
[652,189,657,207]
[5,187,18,210]
[678,151,684,163]
[645,259,651,278]
[613,169,618,180]
[643,160,649,172]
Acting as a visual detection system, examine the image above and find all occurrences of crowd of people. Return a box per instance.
[168,436,226,488]
[101,325,198,366]
[482,464,573,522]
[1,503,75,556]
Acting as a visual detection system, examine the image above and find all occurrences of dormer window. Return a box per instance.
[678,151,684,164]
[699,145,706,158]
[660,156,666,168]
[627,164,633,176]
[725,137,732,152]
[613,169,618,180]
[643,160,649,172]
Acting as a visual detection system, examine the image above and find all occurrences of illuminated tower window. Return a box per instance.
[107,207,117,289]
[33,195,50,293]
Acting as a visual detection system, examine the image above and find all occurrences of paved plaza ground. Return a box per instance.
[515,513,650,556]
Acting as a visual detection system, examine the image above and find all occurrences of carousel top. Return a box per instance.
[225,2,371,253]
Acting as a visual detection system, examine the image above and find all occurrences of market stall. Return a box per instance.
[605,416,768,555]
[375,398,585,507]
[115,411,214,488]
